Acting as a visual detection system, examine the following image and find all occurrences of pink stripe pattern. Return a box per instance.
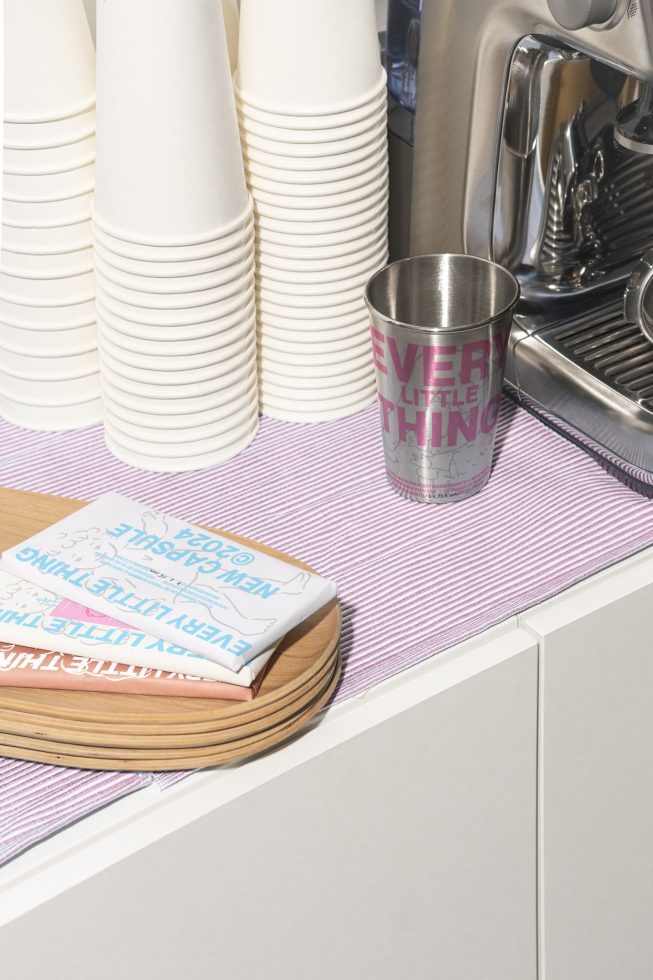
[2,400,653,852]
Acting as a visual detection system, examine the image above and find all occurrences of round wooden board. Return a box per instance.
[0,652,341,771]
[0,644,339,750]
[0,488,342,766]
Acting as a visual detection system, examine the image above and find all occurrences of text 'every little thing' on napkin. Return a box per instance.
[0,493,337,673]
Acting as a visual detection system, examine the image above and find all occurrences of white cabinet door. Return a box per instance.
[1,627,538,980]
[522,551,653,980]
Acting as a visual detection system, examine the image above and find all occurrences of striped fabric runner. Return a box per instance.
[2,399,653,860]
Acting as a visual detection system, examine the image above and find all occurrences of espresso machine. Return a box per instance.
[387,0,653,494]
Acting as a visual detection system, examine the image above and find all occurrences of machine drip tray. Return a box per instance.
[506,295,653,495]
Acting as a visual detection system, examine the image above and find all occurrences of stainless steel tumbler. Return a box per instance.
[365,254,520,503]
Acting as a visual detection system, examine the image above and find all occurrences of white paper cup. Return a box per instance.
[99,352,256,399]
[254,185,387,223]
[258,298,368,326]
[0,343,98,378]
[95,0,248,241]
[102,371,257,418]
[1,247,94,278]
[102,376,258,430]
[245,142,387,186]
[92,234,254,279]
[91,205,254,261]
[104,393,258,445]
[248,153,387,199]
[0,366,100,402]
[0,296,95,327]
[252,175,388,213]
[257,233,387,273]
[259,391,375,422]
[99,332,256,386]
[236,80,386,129]
[0,270,95,306]
[256,279,367,308]
[0,391,102,431]
[3,165,95,204]
[105,405,258,455]
[258,349,374,382]
[104,415,259,472]
[239,105,386,152]
[4,0,95,124]
[260,321,371,354]
[221,0,239,73]
[0,318,97,354]
[4,109,96,151]
[98,308,256,358]
[258,248,387,286]
[242,130,386,174]
[96,266,254,313]
[96,282,255,328]
[237,0,381,111]
[4,136,96,177]
[2,220,92,255]
[2,191,94,229]
[95,295,256,343]
[94,250,255,297]
[257,223,388,260]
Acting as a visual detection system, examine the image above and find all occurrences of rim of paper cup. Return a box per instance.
[3,120,96,152]
[251,174,388,212]
[5,95,97,127]
[92,216,255,263]
[0,313,97,334]
[247,155,387,198]
[256,264,383,296]
[256,279,367,307]
[0,256,94,281]
[0,334,96,359]
[260,382,376,411]
[96,264,255,312]
[256,221,387,256]
[104,419,259,472]
[98,314,256,360]
[3,178,95,205]
[0,386,101,411]
[101,372,257,417]
[0,286,95,309]
[257,296,366,321]
[0,356,99,383]
[91,197,255,249]
[95,295,257,342]
[100,357,257,400]
[254,197,388,231]
[260,331,371,357]
[259,365,373,395]
[242,131,387,173]
[259,392,374,422]
[95,282,255,327]
[234,72,386,120]
[245,144,387,187]
[93,236,254,279]
[238,102,386,147]
[101,383,258,430]
[259,339,371,364]
[257,252,387,287]
[258,353,373,383]
[98,326,256,376]
[1,229,92,257]
[106,408,259,454]
[99,336,257,385]
[2,196,94,230]
[94,252,255,298]
[104,394,259,445]
[256,234,387,271]
[3,148,96,178]
[259,322,370,344]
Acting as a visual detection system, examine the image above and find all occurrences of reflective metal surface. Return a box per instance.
[366,255,519,503]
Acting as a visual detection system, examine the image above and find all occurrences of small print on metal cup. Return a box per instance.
[365,254,519,504]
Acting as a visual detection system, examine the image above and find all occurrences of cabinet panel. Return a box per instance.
[522,555,653,980]
[2,638,537,980]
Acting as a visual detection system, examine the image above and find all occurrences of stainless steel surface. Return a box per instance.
[615,85,653,154]
[624,247,653,342]
[547,0,620,31]
[366,254,519,503]
[387,4,653,487]
[507,294,653,472]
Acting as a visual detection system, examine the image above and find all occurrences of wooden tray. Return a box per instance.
[0,488,341,770]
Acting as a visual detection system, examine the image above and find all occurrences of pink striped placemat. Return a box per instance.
[2,400,653,859]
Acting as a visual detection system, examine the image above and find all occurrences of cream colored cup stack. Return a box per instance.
[92,0,258,472]
[1,0,100,431]
[237,0,388,422]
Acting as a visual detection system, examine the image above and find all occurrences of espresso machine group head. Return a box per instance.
[387,0,653,492]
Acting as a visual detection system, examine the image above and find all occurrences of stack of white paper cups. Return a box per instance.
[1,0,99,431]
[93,0,258,472]
[237,0,388,422]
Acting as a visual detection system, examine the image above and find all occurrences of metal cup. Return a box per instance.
[365,254,520,504]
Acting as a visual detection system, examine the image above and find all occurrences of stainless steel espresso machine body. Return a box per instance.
[387,0,653,492]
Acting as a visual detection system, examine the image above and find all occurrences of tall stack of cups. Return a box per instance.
[93,0,258,472]
[237,0,389,422]
[1,0,100,431]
